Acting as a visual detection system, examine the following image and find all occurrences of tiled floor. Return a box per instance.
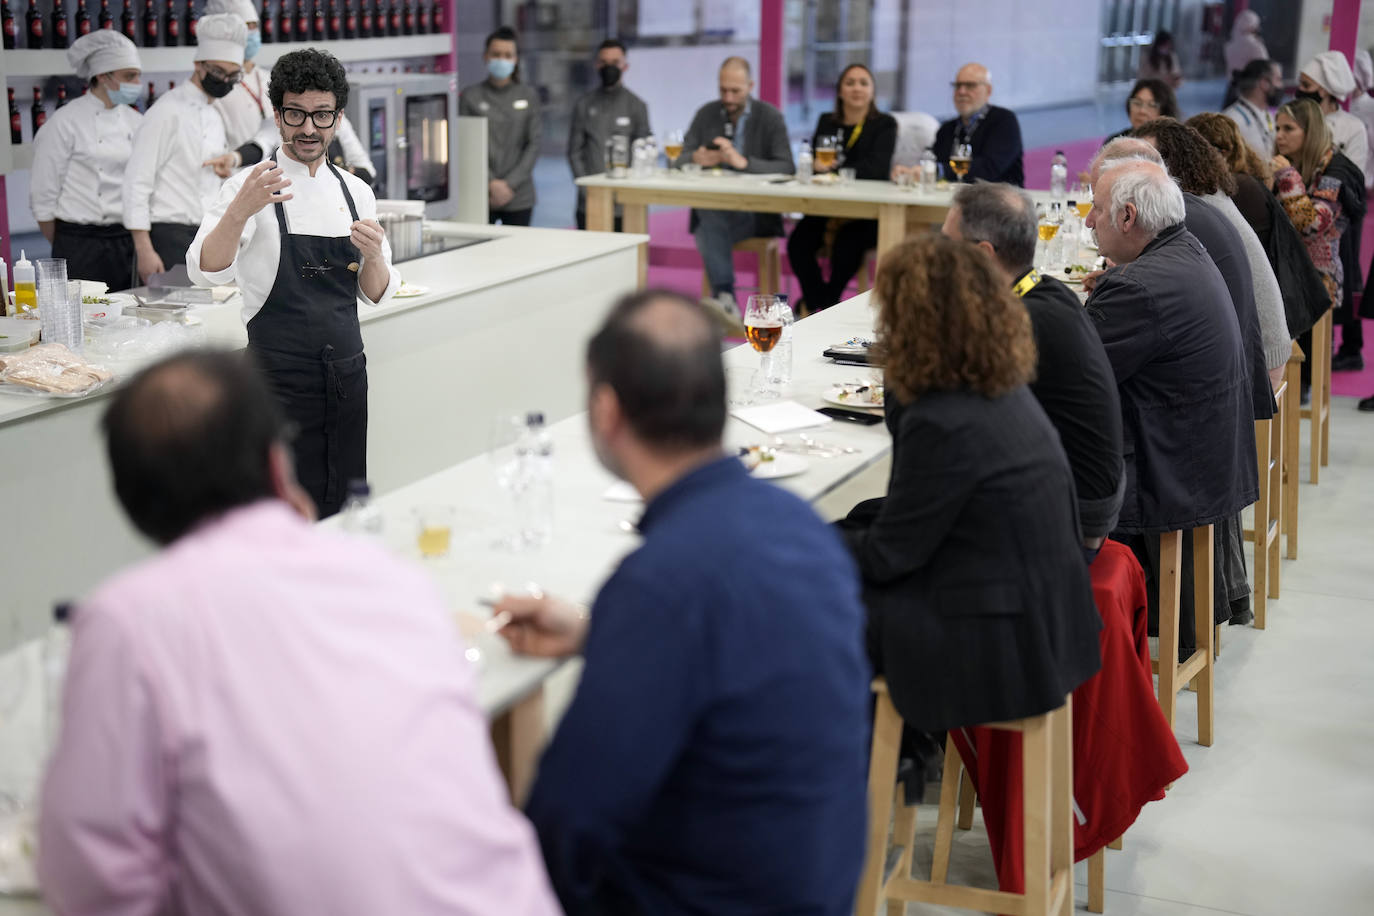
[879,396,1374,915]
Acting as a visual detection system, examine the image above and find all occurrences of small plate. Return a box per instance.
[393,283,430,299]
[749,451,808,480]
[823,385,884,409]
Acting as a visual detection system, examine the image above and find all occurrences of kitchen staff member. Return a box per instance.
[568,38,650,230]
[459,26,541,225]
[29,32,143,291]
[123,13,245,283]
[188,49,399,519]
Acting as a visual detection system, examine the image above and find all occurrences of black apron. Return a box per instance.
[246,159,367,520]
[51,220,136,292]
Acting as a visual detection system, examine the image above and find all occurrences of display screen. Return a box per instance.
[368,100,387,190]
[405,94,449,202]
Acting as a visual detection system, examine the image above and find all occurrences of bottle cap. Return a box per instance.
[54,601,72,623]
[525,411,545,426]
[15,249,29,268]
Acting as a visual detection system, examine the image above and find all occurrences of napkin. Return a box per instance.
[731,401,833,434]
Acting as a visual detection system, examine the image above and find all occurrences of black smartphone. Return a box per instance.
[817,406,884,426]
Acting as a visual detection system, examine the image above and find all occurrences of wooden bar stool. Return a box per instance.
[1151,527,1215,745]
[1299,311,1332,484]
[1243,378,1286,629]
[855,680,1073,916]
[1283,343,1303,559]
[699,237,781,299]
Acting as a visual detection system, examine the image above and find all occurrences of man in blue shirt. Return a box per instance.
[496,289,871,915]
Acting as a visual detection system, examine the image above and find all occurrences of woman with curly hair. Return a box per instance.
[835,234,1102,740]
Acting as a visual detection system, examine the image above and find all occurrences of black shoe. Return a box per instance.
[1359,395,1374,412]
[1228,608,1255,626]
[1332,353,1365,371]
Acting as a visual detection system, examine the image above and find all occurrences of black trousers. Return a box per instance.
[490,208,533,227]
[786,216,878,312]
[51,221,136,291]
[149,222,199,271]
[1337,315,1364,355]
[1118,522,1239,657]
[575,210,623,232]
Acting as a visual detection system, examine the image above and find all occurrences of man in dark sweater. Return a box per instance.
[942,181,1124,559]
[930,62,1025,186]
[495,290,870,916]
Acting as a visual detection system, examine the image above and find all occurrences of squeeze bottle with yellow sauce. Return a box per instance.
[12,250,36,317]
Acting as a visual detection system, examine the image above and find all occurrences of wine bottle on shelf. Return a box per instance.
[401,0,412,35]
[356,0,369,37]
[326,0,339,38]
[293,0,306,39]
[31,87,46,135]
[310,0,323,39]
[2,2,15,49]
[75,0,91,34]
[429,0,440,33]
[342,0,355,38]
[415,0,427,34]
[187,1,197,40]
[120,0,135,43]
[97,0,111,28]
[9,89,22,144]
[276,0,290,41]
[261,0,273,41]
[56,83,68,107]
[51,0,68,47]
[26,0,44,49]
[386,0,399,36]
[162,0,177,43]
[141,0,156,44]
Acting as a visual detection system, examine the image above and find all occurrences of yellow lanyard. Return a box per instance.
[846,118,864,149]
[1012,268,1041,298]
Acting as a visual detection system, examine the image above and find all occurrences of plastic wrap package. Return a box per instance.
[0,343,113,398]
[83,316,208,376]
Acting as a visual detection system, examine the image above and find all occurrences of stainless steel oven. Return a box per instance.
[346,73,459,220]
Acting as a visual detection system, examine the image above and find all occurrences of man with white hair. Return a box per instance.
[1298,50,1369,181]
[930,62,1024,185]
[1084,158,1258,654]
[123,12,245,282]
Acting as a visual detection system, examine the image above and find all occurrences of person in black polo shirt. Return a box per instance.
[930,62,1024,186]
[941,182,1124,560]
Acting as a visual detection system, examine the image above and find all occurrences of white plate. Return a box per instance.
[823,385,884,410]
[393,284,430,299]
[748,451,808,480]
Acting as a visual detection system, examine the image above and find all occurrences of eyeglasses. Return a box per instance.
[279,107,341,128]
[203,64,241,84]
[1129,98,1162,111]
[951,81,986,91]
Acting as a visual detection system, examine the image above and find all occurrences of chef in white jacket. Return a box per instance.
[29,32,143,290]
[122,13,245,283]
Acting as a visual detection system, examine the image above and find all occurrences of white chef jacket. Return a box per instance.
[214,63,271,149]
[123,81,229,230]
[1327,110,1369,181]
[30,93,142,225]
[1222,97,1275,160]
[1350,93,1374,190]
[187,151,401,325]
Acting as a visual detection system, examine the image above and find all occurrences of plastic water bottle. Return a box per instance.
[770,294,794,390]
[44,602,72,752]
[919,149,938,191]
[797,139,813,182]
[516,412,554,547]
[341,479,383,537]
[1050,150,1068,201]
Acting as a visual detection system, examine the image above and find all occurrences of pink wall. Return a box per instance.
[758,0,784,107]
[1329,0,1360,59]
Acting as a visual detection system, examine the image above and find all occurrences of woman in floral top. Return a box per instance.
[1272,98,1351,311]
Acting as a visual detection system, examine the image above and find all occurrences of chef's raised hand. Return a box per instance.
[225,161,293,221]
[350,218,385,260]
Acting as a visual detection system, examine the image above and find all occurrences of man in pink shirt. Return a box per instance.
[38,351,560,916]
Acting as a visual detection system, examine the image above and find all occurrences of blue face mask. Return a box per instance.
[109,82,143,106]
[244,30,262,59]
[486,58,516,81]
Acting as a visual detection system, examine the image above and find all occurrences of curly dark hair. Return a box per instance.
[268,49,349,111]
[1129,117,1237,196]
[1126,78,1180,120]
[1186,112,1272,186]
[872,234,1035,402]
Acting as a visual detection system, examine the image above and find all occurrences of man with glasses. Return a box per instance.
[930,62,1024,185]
[123,13,245,282]
[189,49,399,519]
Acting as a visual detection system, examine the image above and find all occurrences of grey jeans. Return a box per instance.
[693,209,761,297]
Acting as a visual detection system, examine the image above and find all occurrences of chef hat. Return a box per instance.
[1302,51,1357,101]
[66,30,141,81]
[1355,50,1374,94]
[1233,10,1260,36]
[194,13,247,65]
[203,0,258,27]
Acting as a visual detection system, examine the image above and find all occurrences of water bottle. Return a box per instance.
[919,149,938,191]
[44,602,72,752]
[516,412,554,547]
[797,139,813,182]
[770,294,794,390]
[1050,150,1068,202]
[341,479,383,537]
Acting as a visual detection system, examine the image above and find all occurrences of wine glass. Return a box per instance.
[1037,204,1063,269]
[744,295,784,400]
[948,141,972,181]
[814,135,837,173]
[664,129,685,170]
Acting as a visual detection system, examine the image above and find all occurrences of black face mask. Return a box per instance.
[201,71,236,99]
[1294,88,1325,106]
[598,64,621,89]
[1266,88,1284,108]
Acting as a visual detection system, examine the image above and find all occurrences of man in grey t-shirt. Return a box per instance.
[569,39,650,231]
[459,26,542,226]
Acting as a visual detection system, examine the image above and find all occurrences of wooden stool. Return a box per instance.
[1151,527,1215,745]
[699,237,781,299]
[855,680,1073,916]
[1299,311,1331,483]
[1283,344,1303,559]
[1243,379,1286,629]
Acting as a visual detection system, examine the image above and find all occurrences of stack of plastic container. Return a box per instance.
[35,260,81,353]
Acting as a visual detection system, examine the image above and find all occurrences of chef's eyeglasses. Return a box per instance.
[279,107,341,128]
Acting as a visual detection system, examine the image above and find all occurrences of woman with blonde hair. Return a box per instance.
[836,234,1102,740]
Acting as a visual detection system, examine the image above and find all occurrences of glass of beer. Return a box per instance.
[664,129,684,170]
[745,294,784,400]
[815,135,837,172]
[1037,203,1063,269]
[948,141,972,181]
[414,505,455,559]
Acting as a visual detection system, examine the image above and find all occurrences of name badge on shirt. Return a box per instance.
[514,99,529,110]
[616,116,630,126]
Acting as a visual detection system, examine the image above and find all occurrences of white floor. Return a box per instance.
[886,397,1374,915]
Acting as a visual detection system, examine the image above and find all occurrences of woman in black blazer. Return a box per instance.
[837,236,1103,734]
[786,64,897,313]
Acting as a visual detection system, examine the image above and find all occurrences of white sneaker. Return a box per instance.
[700,291,746,337]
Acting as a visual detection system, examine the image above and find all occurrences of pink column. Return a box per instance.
[758,0,785,108]
[1329,0,1360,59]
